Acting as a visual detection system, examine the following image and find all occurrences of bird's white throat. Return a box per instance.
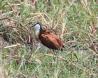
[34,23,41,35]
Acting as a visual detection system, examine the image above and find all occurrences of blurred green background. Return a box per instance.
[0,0,98,78]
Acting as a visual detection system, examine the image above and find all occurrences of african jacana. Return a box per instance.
[32,22,64,50]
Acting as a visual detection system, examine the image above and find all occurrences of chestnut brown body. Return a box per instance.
[39,29,64,50]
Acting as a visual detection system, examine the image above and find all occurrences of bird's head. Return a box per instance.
[32,22,43,36]
[32,22,42,32]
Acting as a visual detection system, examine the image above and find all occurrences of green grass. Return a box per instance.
[0,0,98,78]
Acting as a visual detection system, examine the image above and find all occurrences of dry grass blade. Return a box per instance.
[4,43,21,48]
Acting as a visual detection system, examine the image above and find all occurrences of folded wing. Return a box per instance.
[39,32,64,50]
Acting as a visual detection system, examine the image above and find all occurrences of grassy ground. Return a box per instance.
[0,0,98,78]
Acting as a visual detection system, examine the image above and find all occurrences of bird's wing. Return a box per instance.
[49,33,64,47]
[40,32,64,49]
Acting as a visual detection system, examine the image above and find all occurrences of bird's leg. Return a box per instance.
[52,50,59,66]
[29,43,41,62]
[53,50,60,75]
[35,43,41,53]
[47,49,54,54]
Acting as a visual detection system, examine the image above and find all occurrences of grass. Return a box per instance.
[0,0,98,78]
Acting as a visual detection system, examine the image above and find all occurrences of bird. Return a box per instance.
[32,22,64,50]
